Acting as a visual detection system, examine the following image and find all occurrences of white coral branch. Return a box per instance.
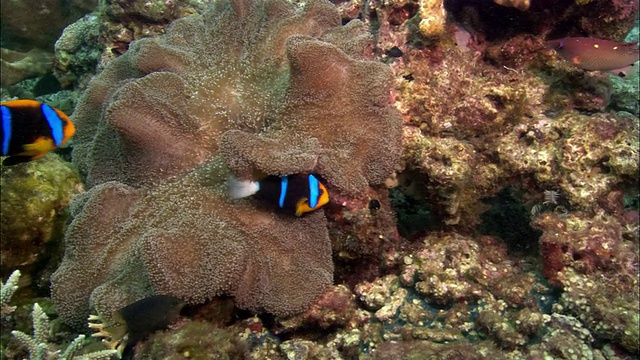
[32,303,51,345]
[12,304,118,360]
[73,349,119,360]
[1,270,21,317]
[10,330,39,355]
[59,335,86,359]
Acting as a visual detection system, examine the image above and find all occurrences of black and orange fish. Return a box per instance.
[228,173,329,216]
[547,37,640,74]
[1,99,75,166]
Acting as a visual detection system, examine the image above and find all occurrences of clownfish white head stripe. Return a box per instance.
[227,176,260,199]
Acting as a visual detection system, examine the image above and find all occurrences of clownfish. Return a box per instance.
[546,37,640,75]
[228,173,329,216]
[1,99,75,166]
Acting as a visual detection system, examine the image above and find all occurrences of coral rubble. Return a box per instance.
[52,0,401,328]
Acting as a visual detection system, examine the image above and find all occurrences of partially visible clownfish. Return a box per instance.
[546,37,640,76]
[228,173,329,216]
[1,99,75,166]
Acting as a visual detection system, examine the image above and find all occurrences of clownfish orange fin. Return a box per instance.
[295,198,312,216]
[21,137,55,157]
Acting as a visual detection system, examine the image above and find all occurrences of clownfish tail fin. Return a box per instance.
[227,175,260,199]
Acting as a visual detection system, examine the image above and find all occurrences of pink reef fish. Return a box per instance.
[547,37,640,75]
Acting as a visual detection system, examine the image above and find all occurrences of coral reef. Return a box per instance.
[393,43,535,227]
[278,285,360,330]
[372,339,502,360]
[609,26,640,116]
[532,210,639,353]
[3,0,637,356]
[52,0,401,328]
[326,185,403,287]
[498,112,638,211]
[444,0,637,42]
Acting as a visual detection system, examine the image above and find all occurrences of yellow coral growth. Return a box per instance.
[418,0,446,38]
[493,0,530,11]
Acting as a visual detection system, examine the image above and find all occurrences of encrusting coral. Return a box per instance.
[52,0,402,328]
[1,155,83,278]
[418,0,446,38]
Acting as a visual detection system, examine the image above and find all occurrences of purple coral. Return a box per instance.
[52,0,401,327]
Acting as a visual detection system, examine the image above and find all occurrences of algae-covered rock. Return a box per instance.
[134,321,248,360]
[0,155,82,277]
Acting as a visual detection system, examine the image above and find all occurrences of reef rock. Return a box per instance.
[52,0,402,327]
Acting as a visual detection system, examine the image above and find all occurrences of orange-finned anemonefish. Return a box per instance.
[228,173,329,216]
[1,99,75,166]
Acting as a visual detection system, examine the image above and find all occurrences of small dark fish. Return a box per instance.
[228,173,329,216]
[117,295,184,345]
[1,99,75,165]
[546,37,640,72]
[386,47,404,58]
[89,295,184,359]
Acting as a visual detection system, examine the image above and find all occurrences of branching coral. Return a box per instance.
[1,270,20,317]
[11,303,118,359]
[53,0,401,327]
[3,272,117,359]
